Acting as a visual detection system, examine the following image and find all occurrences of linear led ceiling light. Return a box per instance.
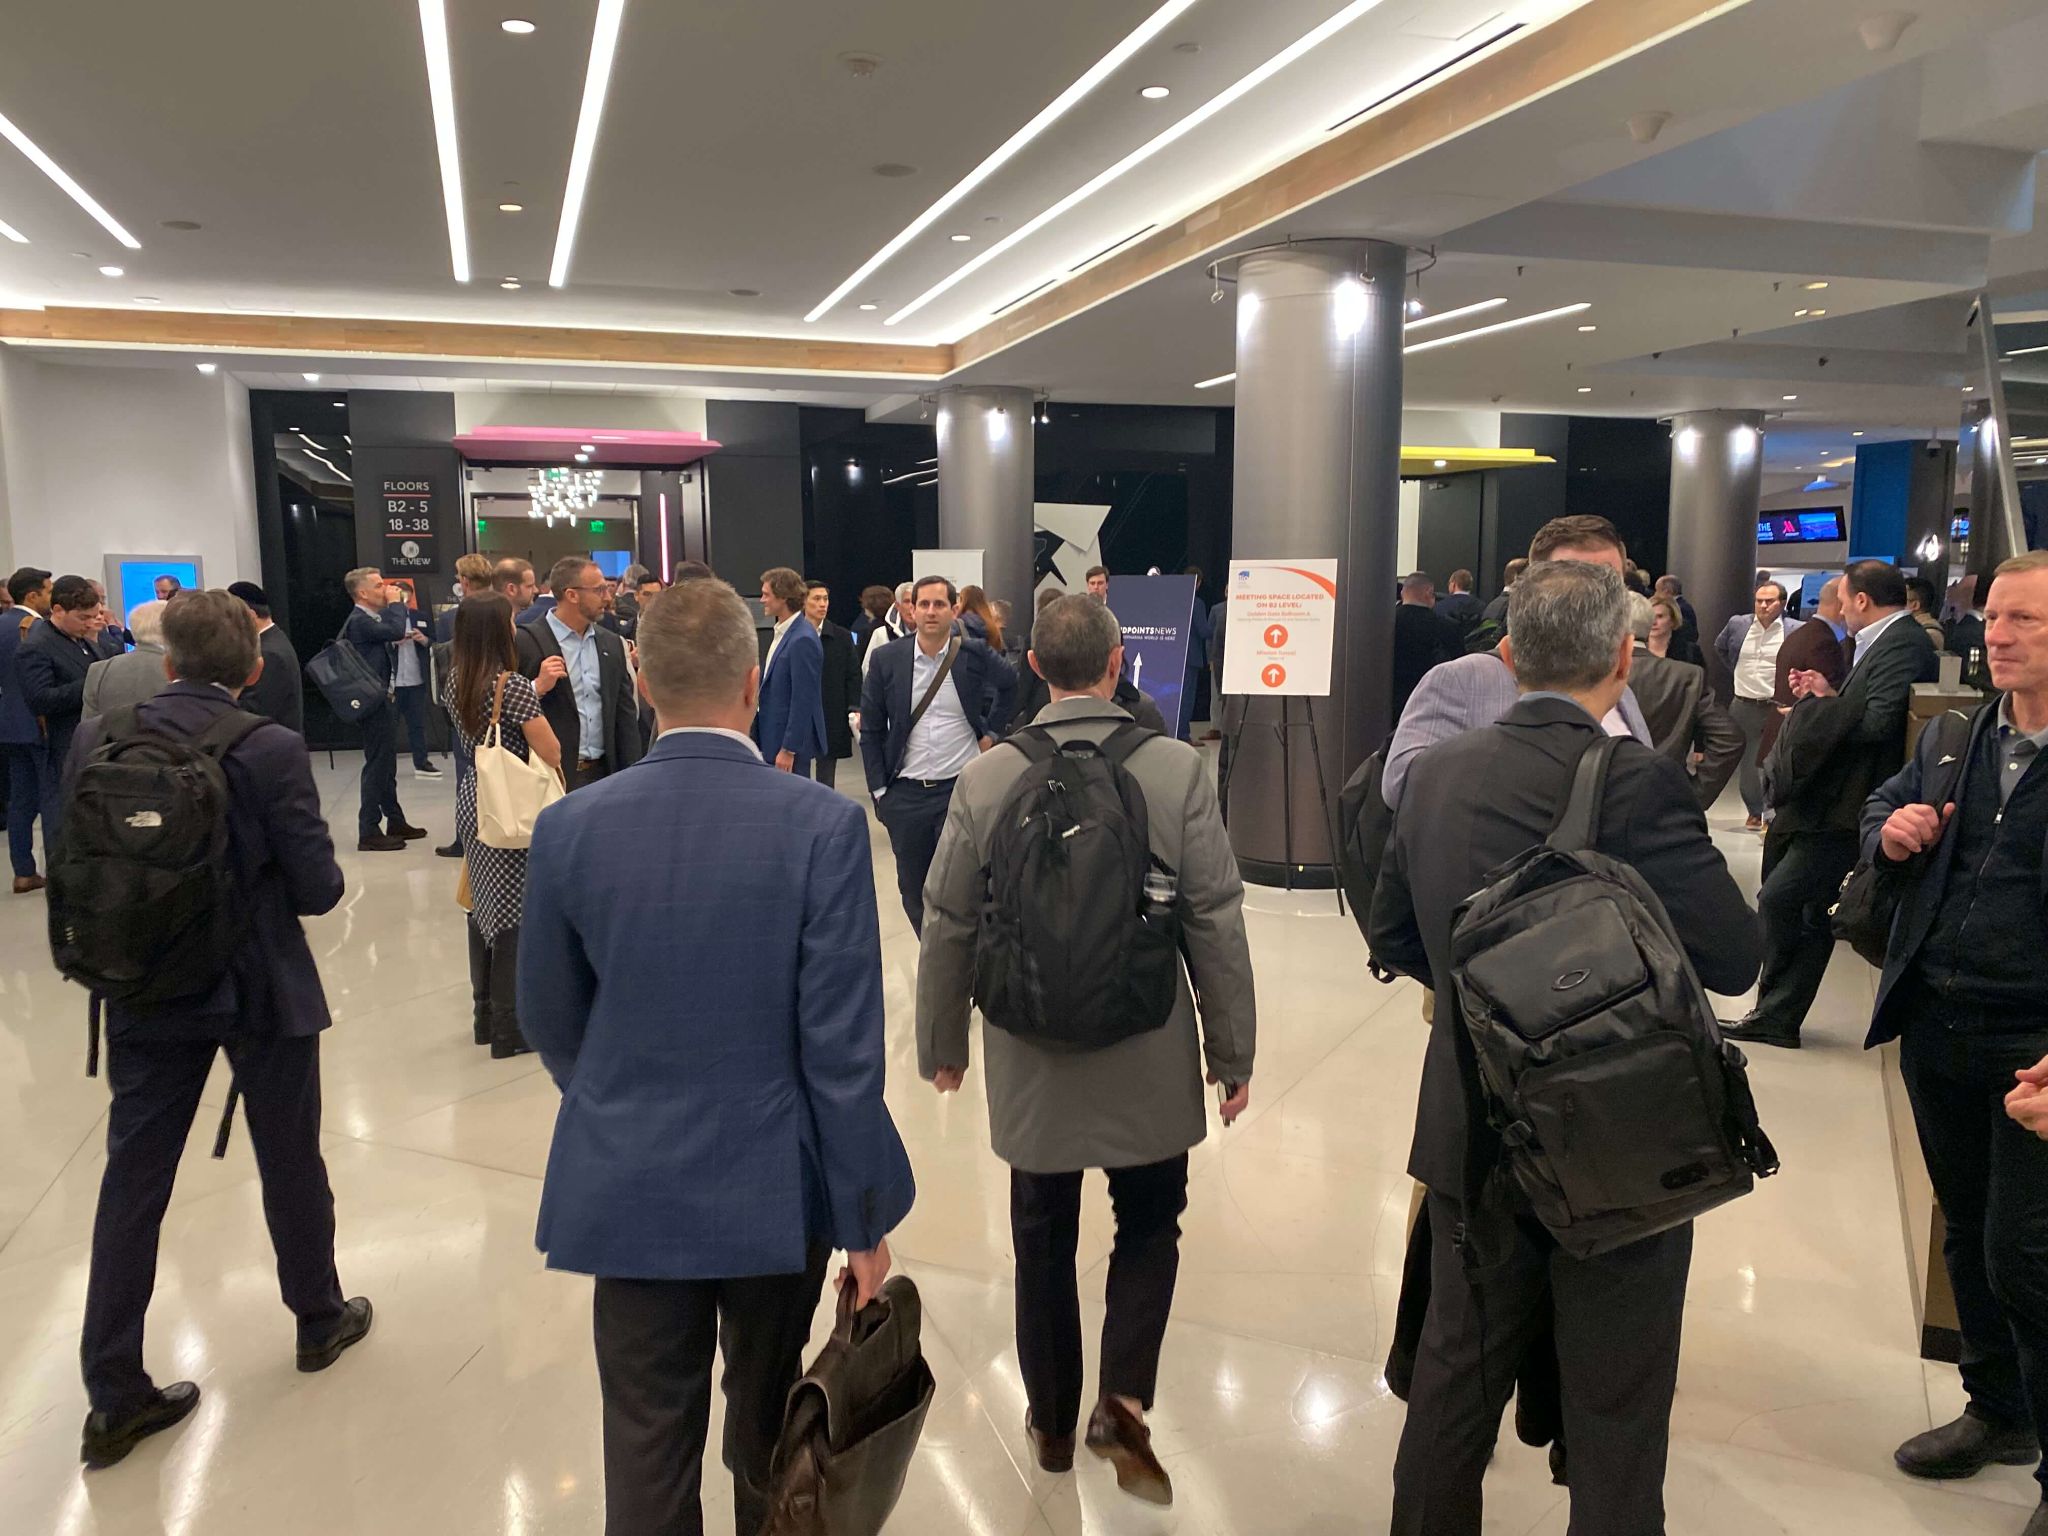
[0,217,25,244]
[418,0,471,282]
[804,0,1199,324]
[887,0,1397,328]
[0,108,139,249]
[550,0,628,288]
[1194,372,1236,389]
[1402,302,1591,355]
[1402,296,1506,333]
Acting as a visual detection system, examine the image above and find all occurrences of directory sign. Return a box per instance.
[382,477,439,571]
[1221,559,1340,697]
[1106,574,1198,737]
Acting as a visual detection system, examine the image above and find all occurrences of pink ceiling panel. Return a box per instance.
[452,426,722,467]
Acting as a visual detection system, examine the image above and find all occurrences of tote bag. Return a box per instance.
[474,674,563,849]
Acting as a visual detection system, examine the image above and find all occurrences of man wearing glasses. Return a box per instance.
[516,556,643,790]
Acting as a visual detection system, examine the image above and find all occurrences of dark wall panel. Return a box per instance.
[1416,473,1484,587]
[706,400,804,586]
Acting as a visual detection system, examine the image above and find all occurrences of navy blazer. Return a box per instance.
[753,616,828,762]
[0,609,43,746]
[19,618,101,769]
[518,731,916,1279]
[67,682,343,1039]
[858,633,1017,791]
[342,602,409,691]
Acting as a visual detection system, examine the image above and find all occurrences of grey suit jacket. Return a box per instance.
[1382,650,1653,809]
[916,695,1256,1174]
[82,643,169,722]
[1628,644,1745,808]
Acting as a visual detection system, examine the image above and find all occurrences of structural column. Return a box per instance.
[936,385,1035,614]
[1228,239,1407,882]
[1667,409,1764,692]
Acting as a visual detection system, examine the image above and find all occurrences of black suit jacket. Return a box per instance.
[1008,658,1166,737]
[857,633,1016,792]
[1368,695,1761,1196]
[67,681,343,1039]
[18,618,100,768]
[1768,614,1938,834]
[244,624,305,735]
[1392,603,1460,721]
[514,617,644,780]
[1628,646,1744,808]
[818,620,860,760]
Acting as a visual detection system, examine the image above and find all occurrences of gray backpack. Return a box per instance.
[1448,737,1779,1259]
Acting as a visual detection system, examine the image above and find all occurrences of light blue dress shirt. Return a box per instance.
[546,609,605,760]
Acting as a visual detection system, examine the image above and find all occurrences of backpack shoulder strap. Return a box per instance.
[189,706,266,761]
[1006,723,1062,765]
[100,703,146,745]
[1546,734,1621,852]
[1099,719,1161,770]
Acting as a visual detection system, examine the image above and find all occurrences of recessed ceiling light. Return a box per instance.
[575,452,589,462]
[1794,309,1810,317]
[1808,308,1826,316]
[858,302,879,311]
[132,295,160,304]
[501,18,536,33]
[808,0,1199,323]
[334,400,346,407]
[1782,394,1798,400]
[1577,324,1597,332]
[1405,297,1425,316]
[1140,86,1171,99]
[418,0,472,282]
[0,108,140,249]
[97,264,123,277]
[1852,430,1864,436]
[1577,386,1592,393]
[949,233,972,243]
[550,0,629,288]
[1193,371,1235,389]
[1403,301,1592,356]
[500,278,520,289]
[304,372,322,382]
[1802,281,1829,290]
[1433,458,1448,468]
[1402,297,1506,333]
[499,202,523,213]
[0,218,25,244]
[1963,384,1975,392]
[886,0,1402,329]
[580,444,596,454]
[195,363,217,374]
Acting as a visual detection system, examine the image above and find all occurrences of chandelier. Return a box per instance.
[529,466,603,525]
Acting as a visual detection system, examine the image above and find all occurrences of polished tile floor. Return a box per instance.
[0,751,2039,1535]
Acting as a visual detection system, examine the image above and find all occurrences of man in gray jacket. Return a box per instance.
[81,600,168,721]
[917,594,1256,1510]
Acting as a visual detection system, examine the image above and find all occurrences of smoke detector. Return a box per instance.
[839,52,882,78]
[1626,111,1673,145]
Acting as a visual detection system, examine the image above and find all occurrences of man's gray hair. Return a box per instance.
[894,581,914,601]
[636,579,759,717]
[1030,593,1122,690]
[1625,590,1654,642]
[127,599,168,648]
[1509,561,1628,692]
[343,566,382,599]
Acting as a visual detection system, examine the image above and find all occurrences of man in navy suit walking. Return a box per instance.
[520,577,915,1536]
[68,590,370,1470]
[859,574,1016,933]
[752,565,826,775]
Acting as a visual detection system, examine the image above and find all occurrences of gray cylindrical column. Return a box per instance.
[936,385,1035,614]
[1228,239,1407,881]
[1667,410,1765,691]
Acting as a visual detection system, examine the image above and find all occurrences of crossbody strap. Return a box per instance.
[486,671,508,750]
[1546,734,1621,852]
[905,637,959,737]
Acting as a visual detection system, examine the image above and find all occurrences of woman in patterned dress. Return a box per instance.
[447,594,563,1058]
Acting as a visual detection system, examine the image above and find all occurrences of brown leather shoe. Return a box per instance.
[1085,1397,1171,1506]
[1025,1410,1073,1474]
[12,874,45,894]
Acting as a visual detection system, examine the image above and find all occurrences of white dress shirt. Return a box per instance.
[898,640,980,783]
[762,611,799,680]
[1734,617,1787,701]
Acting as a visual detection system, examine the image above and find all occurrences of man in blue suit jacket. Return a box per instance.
[0,566,53,890]
[752,565,827,775]
[520,577,914,1536]
[67,590,368,1470]
[859,574,1016,933]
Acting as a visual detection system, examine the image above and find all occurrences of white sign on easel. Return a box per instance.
[1221,559,1340,697]
[912,548,984,592]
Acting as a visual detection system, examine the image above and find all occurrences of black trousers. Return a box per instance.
[1750,828,1859,1038]
[592,1246,829,1536]
[1391,1191,1691,1536]
[570,757,610,792]
[357,702,404,840]
[4,741,45,878]
[393,682,434,769]
[1011,1155,1189,1438]
[81,1031,345,1416]
[876,778,954,935]
[1901,1019,2048,1495]
[811,755,839,789]
[1728,697,1776,818]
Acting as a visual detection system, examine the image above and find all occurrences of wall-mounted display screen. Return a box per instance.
[1756,508,1845,545]
[102,555,203,624]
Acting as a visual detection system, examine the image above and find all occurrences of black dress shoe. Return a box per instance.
[1025,1409,1074,1474]
[1085,1397,1172,1506]
[387,822,430,842]
[435,839,463,859]
[357,834,407,852]
[1895,1409,2040,1480]
[490,1039,533,1060]
[81,1381,200,1469]
[298,1297,374,1373]
[1719,1015,1801,1050]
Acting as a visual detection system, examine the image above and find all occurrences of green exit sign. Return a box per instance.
[475,519,487,532]
[588,520,606,532]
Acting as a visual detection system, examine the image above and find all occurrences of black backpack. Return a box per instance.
[1334,749,1399,982]
[1448,737,1779,1259]
[972,722,1181,1051]
[1829,708,1977,965]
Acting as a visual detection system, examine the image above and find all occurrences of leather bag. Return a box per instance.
[760,1277,934,1536]
[306,617,387,721]
[1829,708,1977,965]
[473,673,563,849]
